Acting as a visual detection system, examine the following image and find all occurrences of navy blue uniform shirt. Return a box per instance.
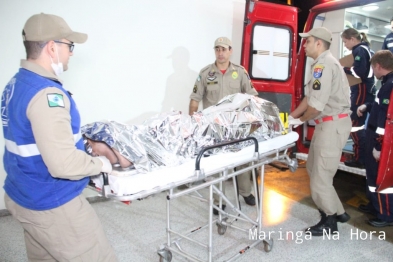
[366,72,393,150]
[382,32,393,53]
[344,42,374,85]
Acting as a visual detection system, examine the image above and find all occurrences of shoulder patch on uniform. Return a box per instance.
[382,99,390,105]
[231,62,243,69]
[193,85,197,93]
[312,79,321,90]
[243,68,251,80]
[355,56,361,61]
[313,65,324,79]
[47,93,64,108]
[197,75,201,82]
[200,64,211,73]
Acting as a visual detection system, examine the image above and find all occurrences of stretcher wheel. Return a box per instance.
[216,217,228,235]
[288,158,298,173]
[217,224,227,235]
[158,250,172,262]
[263,238,273,252]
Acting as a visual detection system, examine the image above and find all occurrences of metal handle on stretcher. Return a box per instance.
[101,172,111,197]
[102,172,109,185]
[195,136,259,171]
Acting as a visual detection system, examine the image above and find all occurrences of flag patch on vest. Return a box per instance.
[382,99,390,105]
[355,56,361,61]
[47,93,65,108]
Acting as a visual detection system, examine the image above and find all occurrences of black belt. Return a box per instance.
[367,124,377,132]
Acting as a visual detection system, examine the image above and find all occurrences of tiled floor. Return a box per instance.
[1,161,392,262]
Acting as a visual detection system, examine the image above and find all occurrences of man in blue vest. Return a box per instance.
[1,13,117,261]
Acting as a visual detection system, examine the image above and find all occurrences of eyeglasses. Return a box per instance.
[54,40,74,52]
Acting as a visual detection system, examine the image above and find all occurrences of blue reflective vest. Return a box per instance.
[2,68,88,211]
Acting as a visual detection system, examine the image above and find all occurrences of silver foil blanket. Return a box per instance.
[81,93,284,173]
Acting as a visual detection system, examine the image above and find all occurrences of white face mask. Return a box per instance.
[50,44,64,76]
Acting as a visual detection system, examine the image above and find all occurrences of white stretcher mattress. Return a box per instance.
[92,132,298,196]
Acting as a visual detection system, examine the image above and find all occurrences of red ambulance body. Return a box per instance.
[241,0,393,188]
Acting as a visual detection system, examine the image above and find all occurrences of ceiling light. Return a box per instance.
[362,4,379,11]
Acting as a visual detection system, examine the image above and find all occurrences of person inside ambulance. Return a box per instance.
[382,17,393,53]
[357,50,393,227]
[189,37,258,214]
[1,13,117,261]
[288,27,352,236]
[341,28,375,169]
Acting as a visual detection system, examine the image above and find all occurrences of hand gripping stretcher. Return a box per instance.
[89,131,299,262]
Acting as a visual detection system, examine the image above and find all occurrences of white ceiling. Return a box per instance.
[347,0,393,22]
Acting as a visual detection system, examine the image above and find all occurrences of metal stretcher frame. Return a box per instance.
[89,134,298,262]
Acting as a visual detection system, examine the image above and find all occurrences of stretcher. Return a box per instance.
[90,131,299,261]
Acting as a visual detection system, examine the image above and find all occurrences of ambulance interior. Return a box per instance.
[303,1,392,157]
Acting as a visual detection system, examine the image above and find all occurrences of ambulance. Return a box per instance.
[241,0,393,184]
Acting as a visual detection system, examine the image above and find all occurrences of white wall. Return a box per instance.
[0,0,246,210]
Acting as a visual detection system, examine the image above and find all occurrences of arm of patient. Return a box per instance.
[112,149,132,168]
[87,139,132,168]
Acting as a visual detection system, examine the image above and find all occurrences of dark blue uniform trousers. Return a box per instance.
[365,128,393,222]
[350,83,374,165]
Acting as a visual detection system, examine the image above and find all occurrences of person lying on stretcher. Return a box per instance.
[85,138,132,169]
[82,94,285,173]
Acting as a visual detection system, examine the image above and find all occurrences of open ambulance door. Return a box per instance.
[294,0,390,176]
[377,90,393,191]
[240,0,299,130]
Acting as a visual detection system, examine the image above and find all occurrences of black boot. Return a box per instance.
[336,212,350,223]
[320,209,350,223]
[305,212,338,236]
[318,209,327,218]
